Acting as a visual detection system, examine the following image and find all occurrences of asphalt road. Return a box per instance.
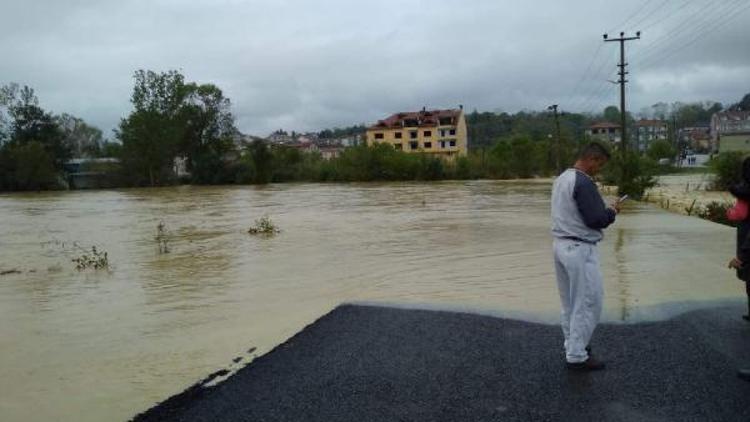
[133,303,750,421]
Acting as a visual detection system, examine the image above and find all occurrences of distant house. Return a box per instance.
[586,122,621,144]
[634,119,668,152]
[678,126,711,152]
[63,158,120,189]
[267,130,294,145]
[366,107,468,158]
[712,110,750,153]
[319,146,344,160]
[338,136,362,147]
[289,141,319,153]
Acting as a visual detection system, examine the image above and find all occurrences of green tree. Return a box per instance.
[118,108,180,186]
[646,139,676,161]
[2,142,58,191]
[603,106,620,124]
[178,83,236,183]
[247,139,273,183]
[118,70,239,186]
[56,113,104,157]
[710,152,745,191]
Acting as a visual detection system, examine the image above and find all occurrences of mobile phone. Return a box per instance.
[618,194,629,203]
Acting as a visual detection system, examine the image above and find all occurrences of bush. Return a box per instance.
[601,152,657,200]
[697,201,736,227]
[709,152,745,191]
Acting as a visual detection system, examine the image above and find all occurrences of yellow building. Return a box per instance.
[366,108,468,158]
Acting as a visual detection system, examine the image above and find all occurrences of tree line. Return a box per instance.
[0,69,745,193]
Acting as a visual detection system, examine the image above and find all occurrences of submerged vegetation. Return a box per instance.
[248,216,280,236]
[155,220,171,254]
[72,246,109,270]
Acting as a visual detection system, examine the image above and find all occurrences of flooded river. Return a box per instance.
[0,181,741,421]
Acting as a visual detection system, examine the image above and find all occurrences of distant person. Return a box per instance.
[551,142,621,371]
[727,157,750,321]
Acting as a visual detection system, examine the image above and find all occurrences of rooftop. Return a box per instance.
[588,121,621,129]
[635,119,668,127]
[370,109,462,130]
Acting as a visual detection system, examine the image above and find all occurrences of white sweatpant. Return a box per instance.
[553,238,604,363]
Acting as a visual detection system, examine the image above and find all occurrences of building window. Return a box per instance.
[449,140,456,147]
[424,142,432,148]
[394,143,402,150]
[449,129,456,135]
[410,141,418,150]
[410,131,418,139]
[395,132,402,139]
[374,133,384,139]
[424,131,432,137]
[440,141,446,148]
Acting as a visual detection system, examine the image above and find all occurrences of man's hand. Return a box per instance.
[610,201,621,214]
[729,257,744,269]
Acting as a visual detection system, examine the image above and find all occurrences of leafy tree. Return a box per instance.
[117,69,239,186]
[0,84,70,168]
[646,140,676,161]
[1,142,58,191]
[118,108,180,186]
[603,106,620,124]
[710,152,745,191]
[56,113,104,157]
[178,82,236,183]
[247,139,273,183]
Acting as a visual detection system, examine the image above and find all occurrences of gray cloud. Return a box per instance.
[1,0,748,137]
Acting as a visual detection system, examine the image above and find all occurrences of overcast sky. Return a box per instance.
[1,0,749,137]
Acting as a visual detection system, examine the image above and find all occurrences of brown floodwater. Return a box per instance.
[0,180,741,421]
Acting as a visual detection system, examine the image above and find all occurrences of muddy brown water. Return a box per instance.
[0,181,741,421]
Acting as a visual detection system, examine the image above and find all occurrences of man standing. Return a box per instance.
[551,142,620,371]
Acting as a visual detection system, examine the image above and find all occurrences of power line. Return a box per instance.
[572,46,619,111]
[606,0,654,34]
[636,0,746,67]
[637,0,696,34]
[577,44,622,113]
[639,0,750,69]
[567,42,604,104]
[631,0,733,63]
[626,0,671,32]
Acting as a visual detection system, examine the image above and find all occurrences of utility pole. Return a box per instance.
[604,31,639,183]
[548,104,562,174]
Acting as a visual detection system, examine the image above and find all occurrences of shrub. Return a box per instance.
[601,152,657,200]
[697,201,736,227]
[709,152,745,191]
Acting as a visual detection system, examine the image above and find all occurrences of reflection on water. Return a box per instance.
[0,181,740,421]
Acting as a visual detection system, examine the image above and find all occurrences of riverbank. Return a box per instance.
[602,172,730,218]
[133,303,750,421]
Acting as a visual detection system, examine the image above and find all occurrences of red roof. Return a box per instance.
[370,109,462,129]
[635,119,667,127]
[588,121,620,129]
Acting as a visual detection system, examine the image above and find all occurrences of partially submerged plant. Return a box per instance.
[685,199,697,216]
[155,220,171,253]
[248,216,280,235]
[72,246,109,270]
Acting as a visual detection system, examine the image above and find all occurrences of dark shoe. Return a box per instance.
[743,315,750,322]
[738,369,750,381]
[567,357,606,371]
